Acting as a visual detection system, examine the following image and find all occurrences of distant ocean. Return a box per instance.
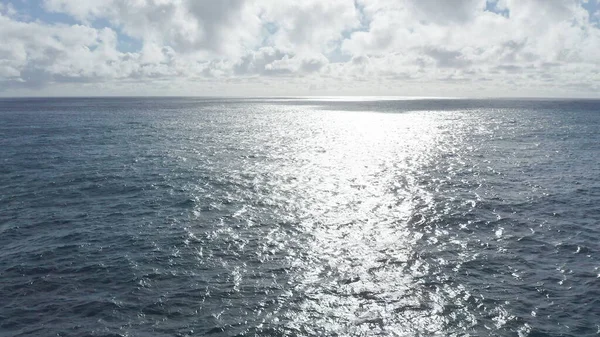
[1,97,599,337]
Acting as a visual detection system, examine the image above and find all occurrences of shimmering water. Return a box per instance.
[1,97,599,337]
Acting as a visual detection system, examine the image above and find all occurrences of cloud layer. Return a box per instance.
[1,0,599,97]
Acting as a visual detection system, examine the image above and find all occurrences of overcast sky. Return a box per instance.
[1,0,600,97]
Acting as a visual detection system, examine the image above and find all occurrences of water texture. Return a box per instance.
[1,97,599,336]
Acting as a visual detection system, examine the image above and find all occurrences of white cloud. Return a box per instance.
[43,0,263,57]
[0,0,599,96]
[0,15,124,87]
[260,0,360,52]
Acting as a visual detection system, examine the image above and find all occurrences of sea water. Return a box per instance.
[1,97,599,336]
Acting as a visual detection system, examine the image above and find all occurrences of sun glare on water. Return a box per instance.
[244,107,484,335]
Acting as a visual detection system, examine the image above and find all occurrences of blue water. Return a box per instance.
[1,97,599,336]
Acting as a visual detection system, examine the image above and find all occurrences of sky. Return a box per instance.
[1,0,600,97]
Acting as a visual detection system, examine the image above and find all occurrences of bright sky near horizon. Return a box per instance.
[1,0,600,97]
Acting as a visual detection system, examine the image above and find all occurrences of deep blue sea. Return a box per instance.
[1,97,599,337]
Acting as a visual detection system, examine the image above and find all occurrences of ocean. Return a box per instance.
[0,97,599,336]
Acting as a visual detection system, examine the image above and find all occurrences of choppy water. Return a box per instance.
[1,97,599,337]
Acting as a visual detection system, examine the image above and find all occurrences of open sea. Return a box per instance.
[1,97,599,337]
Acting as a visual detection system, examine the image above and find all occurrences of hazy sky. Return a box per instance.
[1,0,600,97]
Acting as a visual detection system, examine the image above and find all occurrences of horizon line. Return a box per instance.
[1,95,600,101]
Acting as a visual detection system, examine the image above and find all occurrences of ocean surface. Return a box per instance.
[1,97,599,337]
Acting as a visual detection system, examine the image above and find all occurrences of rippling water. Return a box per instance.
[1,97,599,336]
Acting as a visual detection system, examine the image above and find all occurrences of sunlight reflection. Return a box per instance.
[183,103,518,335]
[277,109,473,335]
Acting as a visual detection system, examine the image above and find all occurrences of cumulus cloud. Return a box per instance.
[43,0,263,56]
[0,14,123,88]
[260,0,360,51]
[1,0,599,96]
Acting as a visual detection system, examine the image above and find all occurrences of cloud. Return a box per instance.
[260,0,360,51]
[408,0,487,24]
[43,0,263,57]
[425,48,472,69]
[1,0,599,96]
[0,14,124,88]
[234,47,288,75]
[265,52,329,74]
